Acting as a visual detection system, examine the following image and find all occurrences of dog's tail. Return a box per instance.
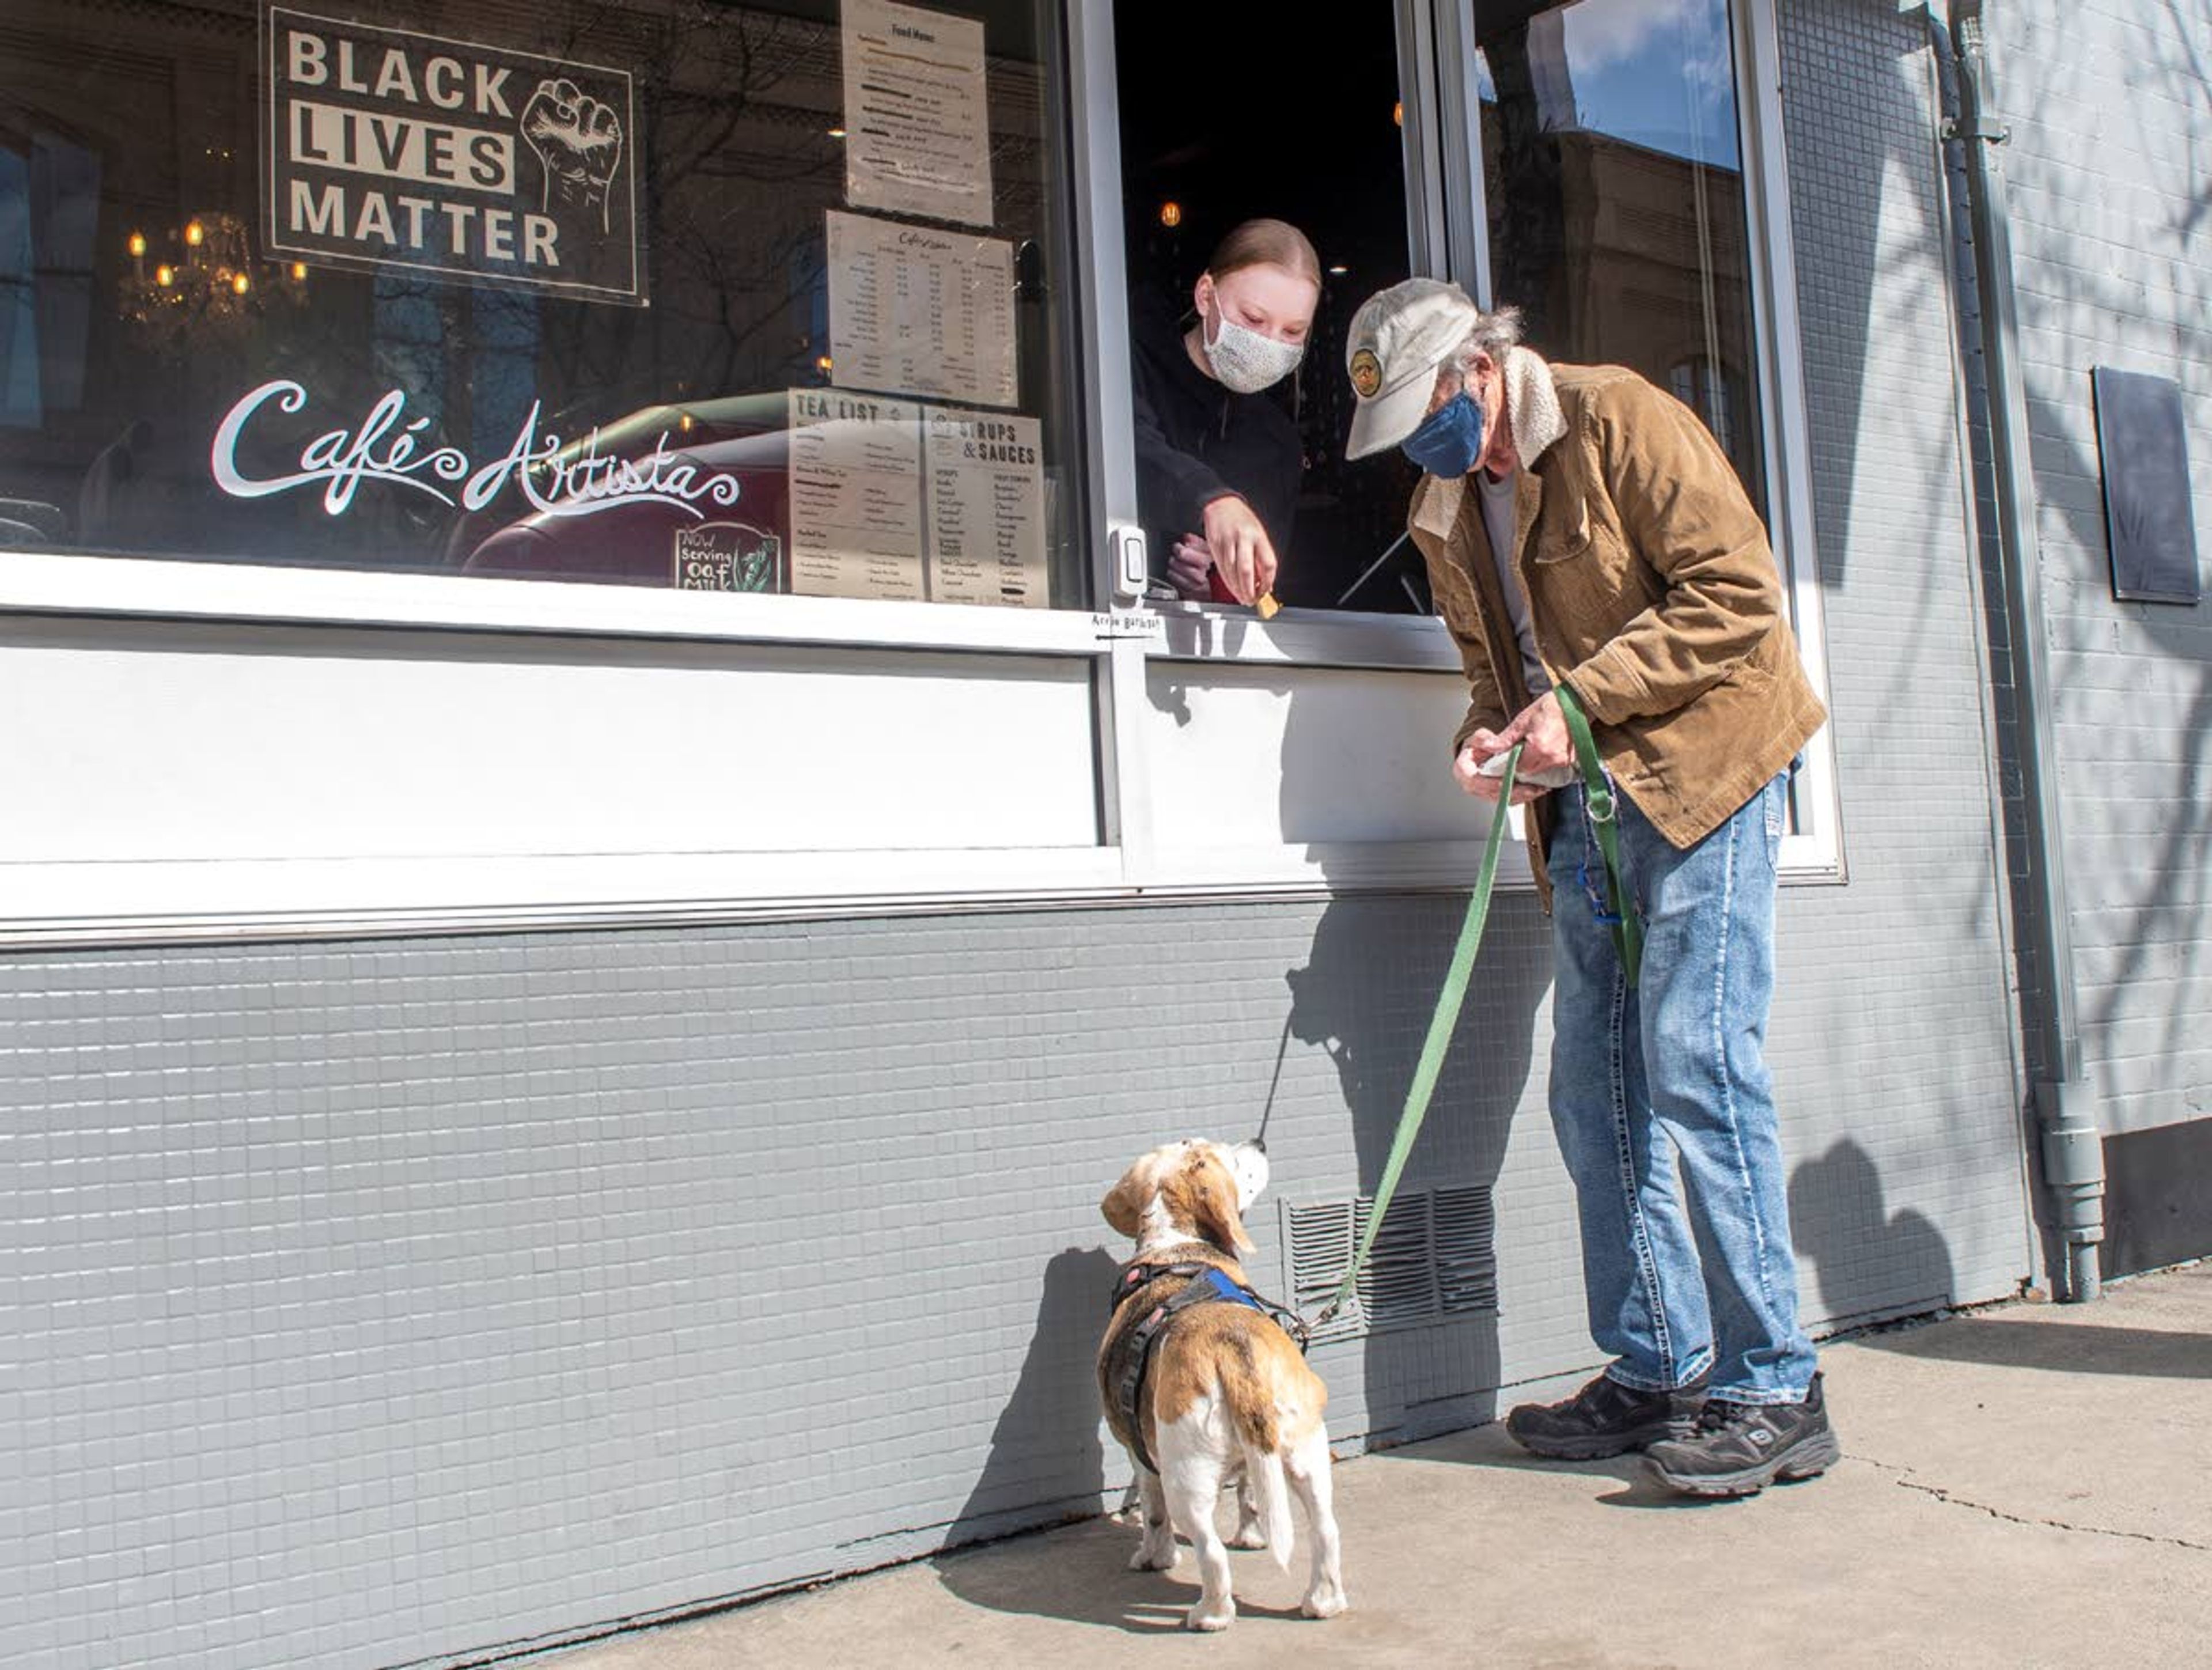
[1232,1403,1296,1573]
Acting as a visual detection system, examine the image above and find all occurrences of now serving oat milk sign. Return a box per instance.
[262,5,645,305]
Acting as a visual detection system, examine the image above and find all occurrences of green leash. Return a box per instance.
[1313,743,1522,1329]
[1309,691,1646,1331]
[1554,683,1642,990]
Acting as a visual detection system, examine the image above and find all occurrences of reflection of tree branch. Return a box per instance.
[654,209,823,395]
[497,5,839,403]
[2150,0,2212,237]
[633,12,831,181]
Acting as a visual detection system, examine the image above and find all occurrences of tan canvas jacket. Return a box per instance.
[1407,356,1827,879]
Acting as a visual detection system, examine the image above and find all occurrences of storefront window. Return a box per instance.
[1112,2,1426,616]
[1475,0,1767,513]
[0,0,1084,608]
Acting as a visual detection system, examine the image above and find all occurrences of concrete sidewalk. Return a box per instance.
[536,1264,2211,1669]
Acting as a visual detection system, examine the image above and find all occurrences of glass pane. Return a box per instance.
[1473,0,1766,514]
[0,0,1085,609]
[1112,4,1428,615]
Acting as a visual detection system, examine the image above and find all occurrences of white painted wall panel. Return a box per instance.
[0,621,1101,864]
[1141,662,1484,850]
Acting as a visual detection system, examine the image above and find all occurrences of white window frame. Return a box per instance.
[1099,0,1842,877]
[1734,0,1846,880]
[0,0,1839,948]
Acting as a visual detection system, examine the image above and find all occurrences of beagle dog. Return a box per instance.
[1097,1139,1347,1630]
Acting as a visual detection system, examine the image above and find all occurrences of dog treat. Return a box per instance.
[1256,592,1281,621]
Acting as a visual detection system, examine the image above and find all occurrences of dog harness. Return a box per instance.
[1103,1256,1310,1476]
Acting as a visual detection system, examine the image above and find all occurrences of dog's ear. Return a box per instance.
[1100,1164,1146,1239]
[1185,1150,1255,1254]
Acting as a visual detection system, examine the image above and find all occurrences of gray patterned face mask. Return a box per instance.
[1200,293,1306,393]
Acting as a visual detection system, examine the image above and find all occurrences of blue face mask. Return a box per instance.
[1401,391,1486,478]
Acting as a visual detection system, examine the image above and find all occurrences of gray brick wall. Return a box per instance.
[0,3,2067,1667]
[7,874,2024,1669]
[1769,0,2032,1313]
[1979,1,2212,1138]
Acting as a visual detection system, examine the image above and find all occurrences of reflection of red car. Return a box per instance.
[456,395,793,591]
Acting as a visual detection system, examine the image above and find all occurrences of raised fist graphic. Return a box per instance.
[521,78,623,236]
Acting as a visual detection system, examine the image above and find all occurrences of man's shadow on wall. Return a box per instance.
[1275,672,1552,1449]
[1787,1137,1957,1331]
[1145,643,1552,1448]
[1288,889,1548,1448]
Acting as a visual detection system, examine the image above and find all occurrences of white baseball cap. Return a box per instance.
[1343,278,1483,459]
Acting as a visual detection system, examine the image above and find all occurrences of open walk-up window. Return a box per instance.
[0,0,1835,941]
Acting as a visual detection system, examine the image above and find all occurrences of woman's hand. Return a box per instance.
[1168,535,1215,600]
[1199,494,1279,604]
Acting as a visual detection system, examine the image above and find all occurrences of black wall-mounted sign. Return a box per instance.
[262,5,645,306]
[2091,367,2201,605]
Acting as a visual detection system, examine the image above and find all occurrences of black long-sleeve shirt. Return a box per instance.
[1128,289,1302,581]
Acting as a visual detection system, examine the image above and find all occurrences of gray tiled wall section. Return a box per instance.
[0,4,2058,1667]
[7,883,2021,1670]
[1767,0,2032,1308]
[1988,2,2212,1137]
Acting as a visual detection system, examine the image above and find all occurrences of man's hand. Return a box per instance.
[1199,494,1278,604]
[1456,690,1575,804]
[1453,740,1546,805]
[1168,534,1215,601]
[1487,690,1575,775]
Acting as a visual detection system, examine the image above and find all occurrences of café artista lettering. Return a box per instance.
[211,381,743,519]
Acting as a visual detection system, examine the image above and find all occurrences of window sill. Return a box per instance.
[1145,598,1464,672]
[0,551,1477,675]
[0,550,1138,657]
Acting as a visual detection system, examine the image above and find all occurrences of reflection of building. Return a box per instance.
[1480,10,1763,505]
[1535,130,1764,505]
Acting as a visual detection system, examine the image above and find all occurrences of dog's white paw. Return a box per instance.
[1129,1542,1177,1573]
[1226,1526,1268,1551]
[1185,1603,1236,1633]
[1301,1588,1349,1620]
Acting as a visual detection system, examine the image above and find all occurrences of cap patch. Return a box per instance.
[1349,348,1382,400]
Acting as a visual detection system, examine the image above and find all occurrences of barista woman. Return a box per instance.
[1131,218,1322,604]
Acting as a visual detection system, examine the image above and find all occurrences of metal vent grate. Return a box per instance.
[1279,1186,1499,1343]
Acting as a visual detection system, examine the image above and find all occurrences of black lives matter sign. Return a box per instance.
[263,6,645,305]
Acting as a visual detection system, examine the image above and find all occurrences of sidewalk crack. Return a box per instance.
[1844,1453,2211,1553]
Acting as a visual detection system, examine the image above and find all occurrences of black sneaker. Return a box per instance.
[1643,1372,1841,1497]
[1505,1370,1707,1460]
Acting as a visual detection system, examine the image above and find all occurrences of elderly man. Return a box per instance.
[1343,278,1835,1497]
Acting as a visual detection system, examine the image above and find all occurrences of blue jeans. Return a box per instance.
[1544,768,1817,1405]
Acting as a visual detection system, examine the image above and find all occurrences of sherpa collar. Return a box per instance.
[1502,346,1566,464]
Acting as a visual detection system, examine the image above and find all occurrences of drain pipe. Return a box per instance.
[1942,0,2104,1300]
